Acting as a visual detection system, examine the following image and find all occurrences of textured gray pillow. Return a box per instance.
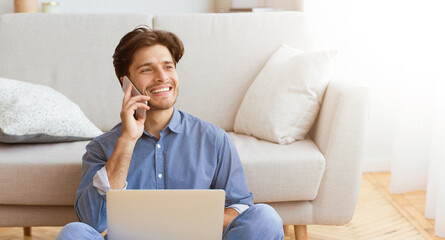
[0,77,103,143]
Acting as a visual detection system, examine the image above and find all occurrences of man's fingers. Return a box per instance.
[122,102,150,117]
[132,102,150,111]
[123,97,150,111]
[122,86,150,106]
[132,95,151,102]
[123,97,150,112]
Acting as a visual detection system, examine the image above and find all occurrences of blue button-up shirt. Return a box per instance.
[74,108,254,232]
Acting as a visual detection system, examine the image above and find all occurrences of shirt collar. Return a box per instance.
[166,108,183,134]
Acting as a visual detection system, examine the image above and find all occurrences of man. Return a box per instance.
[56,26,284,240]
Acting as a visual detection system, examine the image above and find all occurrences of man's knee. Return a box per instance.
[56,222,103,240]
[245,204,284,238]
[252,204,283,227]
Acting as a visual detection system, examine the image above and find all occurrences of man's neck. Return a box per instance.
[144,107,174,139]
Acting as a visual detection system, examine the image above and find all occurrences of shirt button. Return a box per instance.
[158,174,163,179]
[156,144,161,149]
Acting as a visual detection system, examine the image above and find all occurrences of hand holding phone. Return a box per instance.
[122,76,148,119]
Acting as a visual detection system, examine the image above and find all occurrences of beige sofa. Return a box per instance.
[0,12,369,239]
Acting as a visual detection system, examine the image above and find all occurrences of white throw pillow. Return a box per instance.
[0,77,103,143]
[234,44,337,144]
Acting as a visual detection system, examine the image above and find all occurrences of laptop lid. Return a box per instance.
[106,189,225,240]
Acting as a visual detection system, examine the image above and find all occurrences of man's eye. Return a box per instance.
[166,66,174,70]
[142,68,152,72]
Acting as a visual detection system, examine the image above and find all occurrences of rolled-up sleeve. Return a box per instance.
[93,166,128,196]
[74,139,108,233]
[214,132,254,207]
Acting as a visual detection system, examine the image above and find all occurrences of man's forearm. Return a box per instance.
[223,208,239,230]
[105,136,137,189]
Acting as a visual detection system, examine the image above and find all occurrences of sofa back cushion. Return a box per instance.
[154,12,314,131]
[0,14,152,131]
[0,12,315,132]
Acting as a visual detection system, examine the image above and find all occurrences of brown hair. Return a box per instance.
[112,25,184,85]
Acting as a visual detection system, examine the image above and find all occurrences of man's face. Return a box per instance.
[127,44,179,111]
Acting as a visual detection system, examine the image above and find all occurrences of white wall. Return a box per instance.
[1,0,215,15]
[216,0,303,12]
[0,1,14,14]
[303,0,445,172]
[228,0,302,10]
[1,0,303,15]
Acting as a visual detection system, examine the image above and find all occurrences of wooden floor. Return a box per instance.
[0,172,444,240]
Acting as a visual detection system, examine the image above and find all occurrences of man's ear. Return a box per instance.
[119,76,123,86]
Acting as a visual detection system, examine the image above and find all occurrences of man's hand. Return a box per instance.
[223,208,239,230]
[120,83,151,142]
[105,83,151,190]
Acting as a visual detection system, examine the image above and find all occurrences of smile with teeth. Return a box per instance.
[151,87,171,94]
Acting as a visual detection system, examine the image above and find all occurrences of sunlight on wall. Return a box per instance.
[304,0,445,173]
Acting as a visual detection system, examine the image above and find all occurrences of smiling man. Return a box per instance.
[56,26,284,240]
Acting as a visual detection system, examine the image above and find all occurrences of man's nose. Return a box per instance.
[155,67,169,82]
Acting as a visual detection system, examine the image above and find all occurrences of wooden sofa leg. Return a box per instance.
[24,227,32,236]
[283,225,289,235]
[294,225,307,240]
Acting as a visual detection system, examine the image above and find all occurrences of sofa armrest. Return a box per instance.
[308,71,370,224]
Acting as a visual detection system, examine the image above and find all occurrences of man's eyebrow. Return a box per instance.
[137,61,174,69]
[136,62,153,69]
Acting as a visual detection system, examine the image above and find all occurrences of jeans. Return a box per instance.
[56,203,284,240]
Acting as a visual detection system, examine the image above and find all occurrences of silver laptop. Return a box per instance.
[106,189,225,240]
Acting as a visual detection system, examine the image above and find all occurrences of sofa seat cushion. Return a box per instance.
[0,141,87,205]
[228,132,325,203]
[0,134,325,205]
